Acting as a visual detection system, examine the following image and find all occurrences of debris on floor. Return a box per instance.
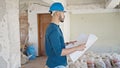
[67,51,120,68]
[21,52,29,65]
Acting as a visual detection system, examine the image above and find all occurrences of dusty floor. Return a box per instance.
[21,56,47,68]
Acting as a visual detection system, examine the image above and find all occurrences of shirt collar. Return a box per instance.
[51,23,59,27]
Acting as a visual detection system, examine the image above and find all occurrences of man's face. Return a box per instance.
[59,12,65,23]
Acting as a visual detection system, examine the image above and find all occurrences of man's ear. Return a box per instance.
[56,12,60,17]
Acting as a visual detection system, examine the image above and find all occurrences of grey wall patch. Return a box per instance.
[0,56,8,68]
[0,0,6,22]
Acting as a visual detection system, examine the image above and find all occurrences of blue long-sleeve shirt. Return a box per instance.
[45,23,67,68]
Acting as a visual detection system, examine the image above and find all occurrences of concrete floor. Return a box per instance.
[22,57,47,68]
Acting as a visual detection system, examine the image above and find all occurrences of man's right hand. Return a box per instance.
[76,43,86,51]
[61,43,86,56]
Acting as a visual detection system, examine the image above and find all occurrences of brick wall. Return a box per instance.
[19,11,29,46]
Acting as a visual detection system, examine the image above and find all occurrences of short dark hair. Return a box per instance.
[50,12,52,14]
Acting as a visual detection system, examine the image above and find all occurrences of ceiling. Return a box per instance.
[67,0,106,6]
[20,0,120,9]
[66,0,120,9]
[20,0,120,13]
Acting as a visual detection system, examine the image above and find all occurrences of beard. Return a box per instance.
[59,15,64,23]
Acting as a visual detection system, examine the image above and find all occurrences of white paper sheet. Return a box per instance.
[66,34,98,62]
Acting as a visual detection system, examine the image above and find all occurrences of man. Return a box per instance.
[45,2,86,68]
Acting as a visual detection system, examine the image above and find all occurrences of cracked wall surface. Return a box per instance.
[0,0,20,68]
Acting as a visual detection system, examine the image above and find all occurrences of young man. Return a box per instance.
[45,2,86,68]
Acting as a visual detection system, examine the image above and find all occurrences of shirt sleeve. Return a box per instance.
[49,30,62,56]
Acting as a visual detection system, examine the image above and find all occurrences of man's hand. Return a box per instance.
[61,43,86,56]
[76,43,86,51]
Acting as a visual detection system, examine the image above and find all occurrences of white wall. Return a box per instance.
[0,0,20,68]
[70,12,120,53]
[63,12,70,42]
[28,3,70,55]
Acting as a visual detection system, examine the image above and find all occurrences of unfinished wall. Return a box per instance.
[19,12,29,45]
[19,0,29,49]
[0,0,20,68]
[0,0,9,68]
[70,12,120,53]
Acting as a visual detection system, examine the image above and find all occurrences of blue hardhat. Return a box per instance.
[49,2,66,12]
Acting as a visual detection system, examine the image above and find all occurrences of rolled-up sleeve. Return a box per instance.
[49,30,62,56]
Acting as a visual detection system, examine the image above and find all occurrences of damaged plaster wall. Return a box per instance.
[0,0,9,68]
[7,0,21,67]
[0,0,20,68]
[19,0,29,49]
